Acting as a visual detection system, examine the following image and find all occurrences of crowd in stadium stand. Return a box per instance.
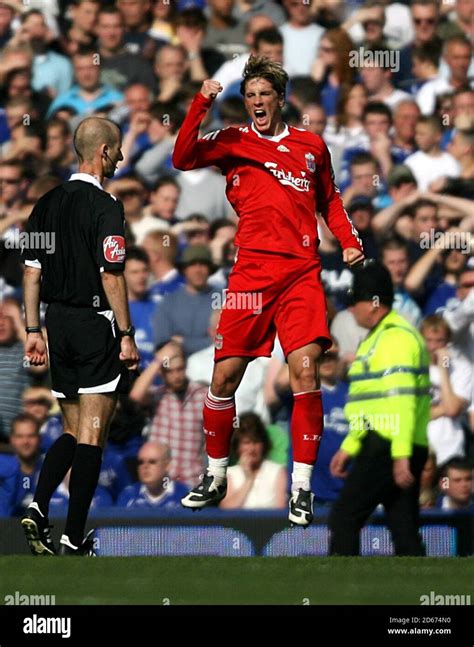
[0,0,473,517]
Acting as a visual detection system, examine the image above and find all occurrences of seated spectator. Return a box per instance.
[391,100,420,162]
[202,0,246,61]
[339,102,399,192]
[2,66,52,120]
[152,245,219,356]
[346,196,379,259]
[0,299,32,442]
[142,230,184,303]
[436,457,473,510]
[443,128,474,199]
[280,0,324,77]
[359,52,411,111]
[207,217,236,266]
[149,0,178,43]
[186,309,272,424]
[330,306,367,368]
[175,8,226,79]
[96,5,157,93]
[117,0,161,59]
[0,450,17,517]
[423,250,467,316]
[310,28,357,120]
[221,413,287,509]
[393,0,442,89]
[98,446,133,503]
[117,441,188,508]
[421,315,471,465]
[47,45,124,119]
[323,83,368,179]
[132,101,184,187]
[404,115,460,192]
[153,44,188,103]
[59,0,99,58]
[21,386,62,453]
[124,246,156,370]
[380,236,422,327]
[416,35,472,116]
[299,102,326,136]
[0,0,18,47]
[49,468,113,513]
[442,266,474,362]
[8,413,43,515]
[173,214,212,254]
[132,176,181,244]
[45,118,76,181]
[130,341,208,487]
[17,9,73,98]
[341,152,381,206]
[410,42,440,95]
[233,0,285,26]
[107,175,148,236]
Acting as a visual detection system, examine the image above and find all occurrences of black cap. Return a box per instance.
[348,259,394,307]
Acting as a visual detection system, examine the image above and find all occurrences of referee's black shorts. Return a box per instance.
[45,303,128,399]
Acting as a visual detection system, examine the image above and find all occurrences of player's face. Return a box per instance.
[244,78,284,135]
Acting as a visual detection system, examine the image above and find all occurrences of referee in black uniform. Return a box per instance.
[21,117,139,556]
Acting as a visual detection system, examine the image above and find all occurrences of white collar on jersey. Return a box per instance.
[69,172,104,191]
[251,121,290,142]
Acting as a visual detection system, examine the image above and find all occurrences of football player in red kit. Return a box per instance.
[174,56,364,526]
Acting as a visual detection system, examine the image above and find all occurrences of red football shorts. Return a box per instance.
[214,249,332,361]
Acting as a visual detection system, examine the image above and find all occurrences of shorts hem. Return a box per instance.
[214,349,272,362]
[283,335,332,357]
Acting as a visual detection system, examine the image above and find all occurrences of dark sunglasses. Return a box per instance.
[414,18,436,25]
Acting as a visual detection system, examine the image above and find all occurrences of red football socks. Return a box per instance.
[291,390,324,464]
[203,390,236,459]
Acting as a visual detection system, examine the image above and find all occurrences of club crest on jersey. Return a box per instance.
[305,152,316,173]
[103,235,125,263]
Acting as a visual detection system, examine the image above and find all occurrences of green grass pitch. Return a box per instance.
[1,556,473,605]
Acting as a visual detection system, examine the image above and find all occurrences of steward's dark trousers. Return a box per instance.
[329,431,428,556]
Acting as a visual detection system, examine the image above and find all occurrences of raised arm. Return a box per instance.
[172,80,224,171]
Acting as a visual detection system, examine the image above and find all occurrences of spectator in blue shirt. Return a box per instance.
[98,447,133,502]
[47,45,123,118]
[8,413,43,515]
[0,452,17,517]
[18,10,74,98]
[153,244,218,356]
[117,441,188,508]
[21,386,62,453]
[124,246,157,370]
[436,457,473,511]
[311,343,349,505]
[143,230,185,304]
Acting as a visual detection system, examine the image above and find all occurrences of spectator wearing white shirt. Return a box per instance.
[442,267,474,364]
[187,309,272,424]
[404,115,460,191]
[220,412,287,509]
[359,58,411,111]
[421,315,471,466]
[280,0,324,77]
[416,35,472,115]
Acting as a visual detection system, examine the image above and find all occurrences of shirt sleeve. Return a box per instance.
[172,92,236,171]
[21,205,42,269]
[315,137,364,252]
[96,199,126,272]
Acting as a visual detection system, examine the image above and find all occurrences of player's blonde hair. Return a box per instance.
[240,55,289,98]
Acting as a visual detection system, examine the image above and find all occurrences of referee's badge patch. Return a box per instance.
[103,236,125,263]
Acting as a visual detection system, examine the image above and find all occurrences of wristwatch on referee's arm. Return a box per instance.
[117,325,135,338]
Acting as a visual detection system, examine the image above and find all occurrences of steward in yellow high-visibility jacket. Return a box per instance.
[329,261,430,556]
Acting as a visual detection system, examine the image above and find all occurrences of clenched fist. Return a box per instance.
[200,79,223,100]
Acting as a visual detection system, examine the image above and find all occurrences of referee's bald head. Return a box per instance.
[73,117,121,163]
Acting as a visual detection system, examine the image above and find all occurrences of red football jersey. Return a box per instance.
[173,92,363,259]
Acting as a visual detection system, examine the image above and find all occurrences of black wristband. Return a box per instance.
[25,326,42,334]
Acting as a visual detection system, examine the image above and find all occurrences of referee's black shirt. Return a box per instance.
[21,174,126,310]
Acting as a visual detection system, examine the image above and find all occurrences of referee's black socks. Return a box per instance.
[34,433,77,517]
[64,443,102,548]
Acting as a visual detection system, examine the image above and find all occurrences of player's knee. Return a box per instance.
[210,371,238,398]
[289,365,317,392]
